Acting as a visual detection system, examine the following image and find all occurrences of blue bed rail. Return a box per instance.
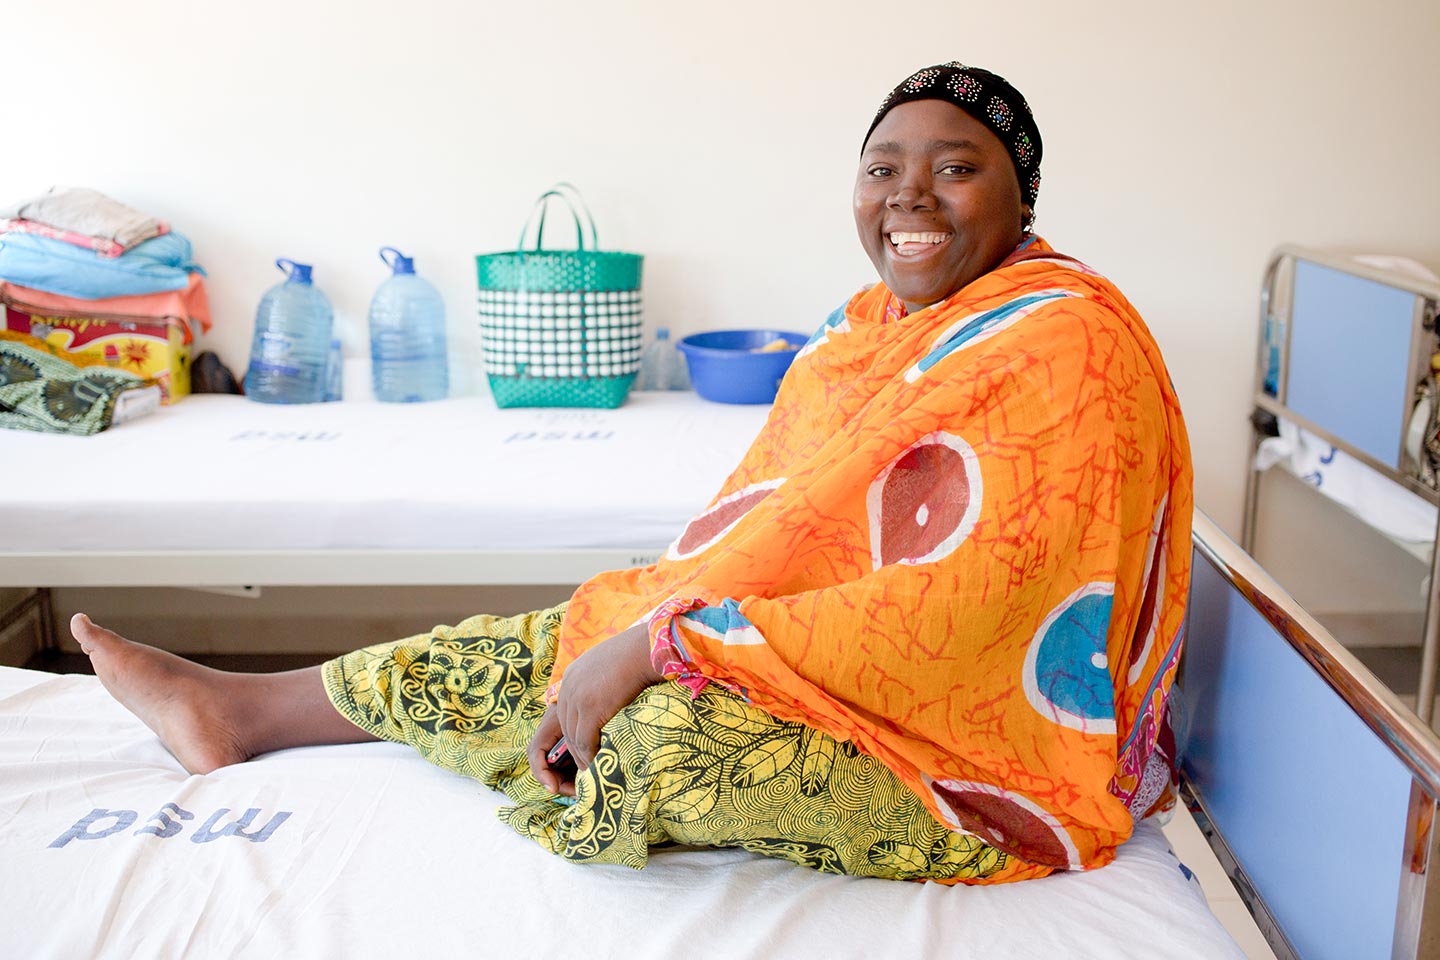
[1182,511,1440,960]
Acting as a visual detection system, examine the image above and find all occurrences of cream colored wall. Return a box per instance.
[8,0,1439,628]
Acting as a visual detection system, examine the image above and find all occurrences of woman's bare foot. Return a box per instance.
[71,612,379,774]
[72,613,254,774]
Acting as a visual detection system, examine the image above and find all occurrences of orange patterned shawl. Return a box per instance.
[557,236,1193,884]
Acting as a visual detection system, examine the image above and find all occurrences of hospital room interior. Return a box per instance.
[2,1,1439,957]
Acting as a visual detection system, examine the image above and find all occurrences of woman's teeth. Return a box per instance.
[889,232,949,246]
[889,232,950,256]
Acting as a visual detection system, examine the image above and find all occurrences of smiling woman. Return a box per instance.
[70,62,1193,886]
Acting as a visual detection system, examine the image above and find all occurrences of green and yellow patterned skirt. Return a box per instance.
[321,603,1005,881]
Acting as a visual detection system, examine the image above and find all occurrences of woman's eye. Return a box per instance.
[867,166,895,178]
[939,164,974,176]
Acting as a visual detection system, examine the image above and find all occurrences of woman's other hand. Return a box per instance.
[526,622,661,795]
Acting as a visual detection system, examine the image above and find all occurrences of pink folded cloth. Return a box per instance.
[0,275,211,335]
[0,218,169,258]
[1,187,170,257]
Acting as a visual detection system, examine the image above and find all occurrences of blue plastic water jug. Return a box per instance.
[244,259,334,404]
[369,247,448,403]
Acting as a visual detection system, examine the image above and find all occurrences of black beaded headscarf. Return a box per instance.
[863,62,1043,213]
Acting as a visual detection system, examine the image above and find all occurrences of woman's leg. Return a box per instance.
[72,613,378,774]
[505,682,1011,882]
[322,604,562,806]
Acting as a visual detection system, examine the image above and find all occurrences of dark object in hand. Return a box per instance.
[546,737,578,780]
[192,351,243,395]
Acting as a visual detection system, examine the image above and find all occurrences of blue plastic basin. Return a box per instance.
[677,329,808,404]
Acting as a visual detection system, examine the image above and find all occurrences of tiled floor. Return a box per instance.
[1161,807,1277,959]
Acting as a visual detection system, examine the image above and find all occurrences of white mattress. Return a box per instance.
[1256,418,1438,561]
[0,392,769,553]
[0,666,1243,959]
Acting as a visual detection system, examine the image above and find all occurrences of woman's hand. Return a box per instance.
[527,621,661,795]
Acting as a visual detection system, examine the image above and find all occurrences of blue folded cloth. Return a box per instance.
[0,230,205,300]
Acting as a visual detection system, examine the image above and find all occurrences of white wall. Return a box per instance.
[7,0,1440,537]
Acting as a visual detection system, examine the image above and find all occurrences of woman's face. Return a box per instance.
[854,99,1027,313]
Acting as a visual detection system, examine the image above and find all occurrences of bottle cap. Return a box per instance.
[275,258,313,284]
[380,247,415,275]
[656,327,670,339]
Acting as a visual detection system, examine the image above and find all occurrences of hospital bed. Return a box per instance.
[0,511,1434,957]
[0,391,771,604]
[1242,246,1440,720]
[1,392,1437,957]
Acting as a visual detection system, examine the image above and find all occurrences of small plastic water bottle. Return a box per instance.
[669,337,691,391]
[369,247,448,403]
[639,328,686,390]
[244,259,334,404]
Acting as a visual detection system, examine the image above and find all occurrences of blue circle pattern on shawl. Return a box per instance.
[796,301,851,360]
[1023,584,1116,735]
[904,289,1078,384]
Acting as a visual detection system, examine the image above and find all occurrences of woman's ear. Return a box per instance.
[1021,205,1034,233]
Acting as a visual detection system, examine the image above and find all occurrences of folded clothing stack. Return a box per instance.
[0,187,210,405]
[2,186,169,258]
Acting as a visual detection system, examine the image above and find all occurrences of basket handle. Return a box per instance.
[518,183,601,253]
[548,182,600,248]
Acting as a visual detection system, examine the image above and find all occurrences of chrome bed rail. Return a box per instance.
[1195,512,1440,796]
[1188,511,1440,959]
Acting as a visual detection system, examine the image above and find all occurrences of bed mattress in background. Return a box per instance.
[0,393,770,553]
[0,666,1243,959]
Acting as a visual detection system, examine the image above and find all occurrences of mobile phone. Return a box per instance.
[546,737,578,779]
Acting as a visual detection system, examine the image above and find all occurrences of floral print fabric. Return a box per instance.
[322,605,1006,880]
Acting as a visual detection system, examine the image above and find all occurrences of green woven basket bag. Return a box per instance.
[475,185,643,408]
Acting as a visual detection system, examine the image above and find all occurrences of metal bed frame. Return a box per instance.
[0,548,663,589]
[1241,245,1440,721]
[1188,511,1440,959]
[0,548,662,654]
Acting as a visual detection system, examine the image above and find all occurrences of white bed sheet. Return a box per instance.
[0,667,1243,960]
[1256,417,1437,562]
[0,392,770,553]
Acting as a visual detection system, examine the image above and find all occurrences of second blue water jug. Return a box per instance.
[244,259,333,404]
[369,247,448,403]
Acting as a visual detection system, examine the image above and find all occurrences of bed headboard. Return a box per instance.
[1254,245,1440,480]
[1181,511,1440,960]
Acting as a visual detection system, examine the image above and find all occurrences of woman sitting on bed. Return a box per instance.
[73,62,1192,885]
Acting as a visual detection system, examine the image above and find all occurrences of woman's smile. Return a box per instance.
[888,231,954,258]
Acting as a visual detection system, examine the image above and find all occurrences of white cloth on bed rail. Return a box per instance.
[0,392,770,553]
[1256,417,1437,560]
[0,666,1243,959]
